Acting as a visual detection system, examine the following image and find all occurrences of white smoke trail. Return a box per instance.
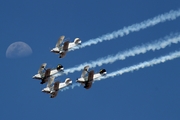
[54,33,180,77]
[60,50,180,91]
[98,50,180,80]
[70,9,180,51]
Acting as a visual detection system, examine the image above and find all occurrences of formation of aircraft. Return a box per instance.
[51,35,81,58]
[33,35,106,98]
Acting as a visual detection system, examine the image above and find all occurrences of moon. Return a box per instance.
[6,42,32,58]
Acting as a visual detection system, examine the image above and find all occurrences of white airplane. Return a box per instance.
[51,35,82,58]
[32,63,64,84]
[76,66,107,89]
[42,76,72,98]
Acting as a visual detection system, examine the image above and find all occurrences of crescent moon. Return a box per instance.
[6,42,33,58]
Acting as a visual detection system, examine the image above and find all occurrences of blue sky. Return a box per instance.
[1,1,180,120]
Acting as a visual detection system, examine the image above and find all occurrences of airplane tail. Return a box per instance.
[74,38,81,44]
[65,78,72,84]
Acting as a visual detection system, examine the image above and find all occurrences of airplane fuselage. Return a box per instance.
[76,73,103,83]
[51,41,81,53]
[32,68,63,79]
[42,81,72,93]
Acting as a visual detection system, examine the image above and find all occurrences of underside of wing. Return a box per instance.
[50,91,58,98]
[38,63,47,74]
[44,69,51,78]
[88,70,94,82]
[81,66,90,78]
[47,76,55,87]
[59,51,67,58]
[41,79,48,84]
[84,82,92,89]
[63,41,70,51]
[56,36,65,47]
[53,81,60,91]
[41,69,51,84]
[84,70,94,89]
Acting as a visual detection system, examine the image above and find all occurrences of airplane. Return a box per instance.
[42,76,72,98]
[32,63,64,84]
[51,35,82,58]
[76,66,107,89]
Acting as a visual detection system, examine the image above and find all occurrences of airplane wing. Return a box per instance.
[84,82,92,89]
[84,70,94,89]
[59,51,67,58]
[47,76,55,88]
[50,91,58,98]
[44,69,51,78]
[63,41,70,51]
[38,63,47,74]
[53,81,60,91]
[88,70,94,82]
[81,66,90,78]
[56,36,65,47]
[41,69,51,84]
